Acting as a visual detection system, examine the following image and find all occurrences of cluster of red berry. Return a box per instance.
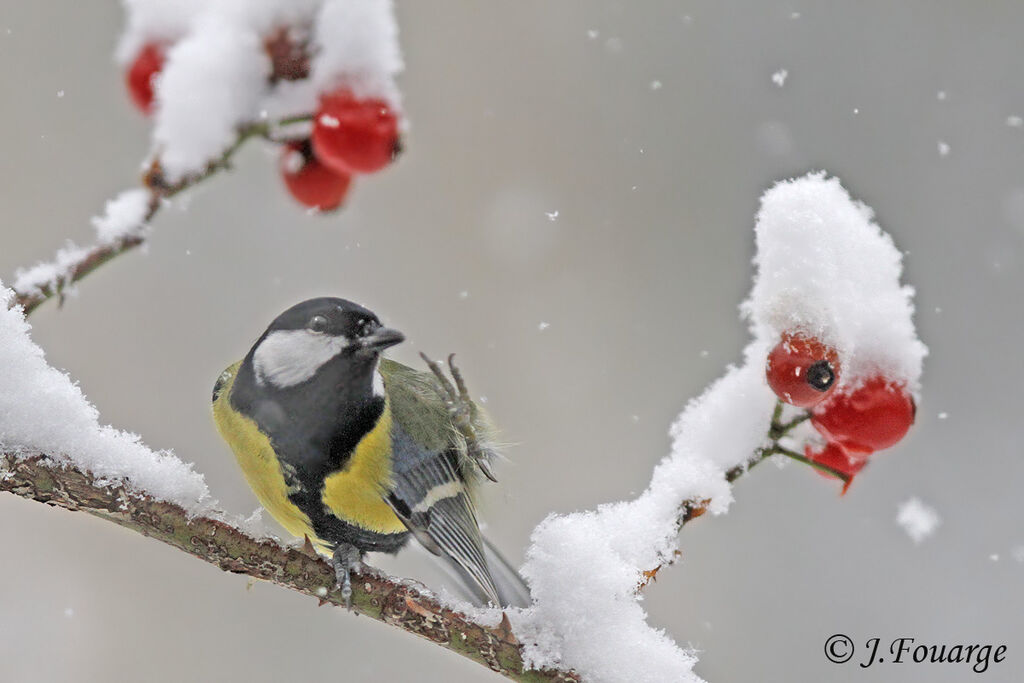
[124,31,401,212]
[285,90,400,211]
[766,333,915,490]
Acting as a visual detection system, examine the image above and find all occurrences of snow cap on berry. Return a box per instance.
[742,172,927,393]
[151,11,270,180]
[124,0,404,181]
[115,0,206,66]
[311,0,405,115]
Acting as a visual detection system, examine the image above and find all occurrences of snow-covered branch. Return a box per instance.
[0,281,579,680]
[11,0,407,316]
[0,451,577,682]
[0,402,809,682]
[1,171,926,682]
[9,116,310,316]
[2,2,930,678]
[503,173,925,682]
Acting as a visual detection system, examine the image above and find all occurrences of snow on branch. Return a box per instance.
[135,0,403,184]
[0,285,574,681]
[744,172,926,393]
[0,280,800,683]
[9,0,405,315]
[2,60,924,670]
[504,172,926,682]
[0,452,577,682]
[7,5,948,683]
[8,119,280,316]
[0,286,209,505]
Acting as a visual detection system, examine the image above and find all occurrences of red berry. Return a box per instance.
[312,90,400,174]
[806,442,869,479]
[766,333,840,407]
[280,141,352,212]
[806,442,868,494]
[811,377,915,452]
[126,43,165,115]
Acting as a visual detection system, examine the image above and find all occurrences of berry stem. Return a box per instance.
[662,400,851,583]
[714,400,847,500]
[770,445,852,484]
[277,113,314,127]
[722,402,799,482]
[770,411,810,439]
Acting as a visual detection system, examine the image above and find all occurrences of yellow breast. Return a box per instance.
[212,363,323,550]
[320,401,406,535]
[212,363,406,553]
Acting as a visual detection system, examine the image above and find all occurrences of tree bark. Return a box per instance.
[0,451,579,682]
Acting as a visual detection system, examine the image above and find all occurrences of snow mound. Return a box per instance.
[0,285,211,512]
[744,171,926,392]
[510,173,926,682]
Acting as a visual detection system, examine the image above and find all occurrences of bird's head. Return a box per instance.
[248,297,404,392]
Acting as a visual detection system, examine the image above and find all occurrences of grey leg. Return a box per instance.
[331,543,363,609]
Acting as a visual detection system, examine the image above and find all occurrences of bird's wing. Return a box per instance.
[378,359,452,450]
[378,358,498,482]
[378,359,502,605]
[482,536,532,608]
[385,434,501,605]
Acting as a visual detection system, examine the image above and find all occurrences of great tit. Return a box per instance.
[211,297,528,608]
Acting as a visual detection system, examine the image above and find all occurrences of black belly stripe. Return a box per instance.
[321,520,409,554]
[283,480,409,555]
[238,373,407,555]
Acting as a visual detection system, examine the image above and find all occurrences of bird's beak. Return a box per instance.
[359,327,405,352]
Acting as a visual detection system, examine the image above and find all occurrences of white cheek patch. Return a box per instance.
[372,366,386,398]
[253,329,350,388]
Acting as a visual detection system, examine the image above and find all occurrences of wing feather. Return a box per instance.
[384,426,501,605]
[379,359,512,605]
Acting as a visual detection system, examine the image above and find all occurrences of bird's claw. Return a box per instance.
[332,544,362,611]
[478,458,499,482]
[419,352,499,483]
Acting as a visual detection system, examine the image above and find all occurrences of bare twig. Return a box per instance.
[0,451,578,683]
[11,114,313,317]
[643,402,848,586]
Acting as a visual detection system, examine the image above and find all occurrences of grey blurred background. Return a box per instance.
[1,2,1022,682]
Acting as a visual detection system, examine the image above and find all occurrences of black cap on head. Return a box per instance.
[267,297,381,339]
[244,297,404,395]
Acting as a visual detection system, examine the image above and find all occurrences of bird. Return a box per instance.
[210,297,528,608]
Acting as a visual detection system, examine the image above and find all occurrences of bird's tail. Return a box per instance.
[436,535,532,608]
[482,535,532,608]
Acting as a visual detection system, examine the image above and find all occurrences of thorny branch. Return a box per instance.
[2,112,584,680]
[4,140,844,672]
[0,451,579,683]
[640,402,844,588]
[1,403,836,677]
[10,114,312,316]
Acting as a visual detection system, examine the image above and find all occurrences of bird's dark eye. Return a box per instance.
[805,360,836,392]
[359,319,379,336]
[308,315,329,333]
